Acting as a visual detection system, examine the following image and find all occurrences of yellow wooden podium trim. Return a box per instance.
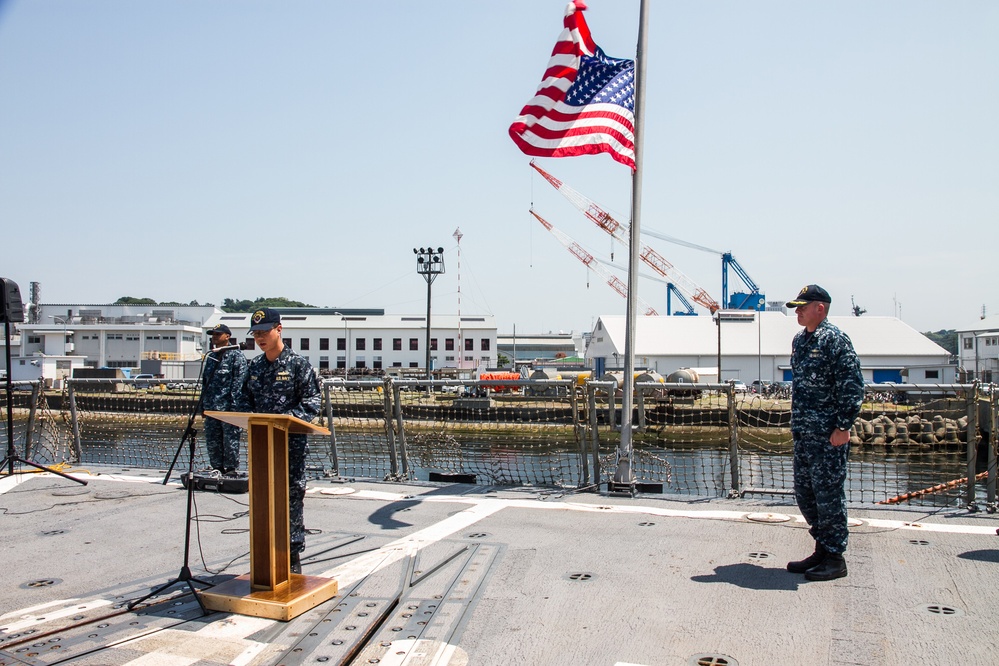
[198,574,338,622]
[199,411,336,620]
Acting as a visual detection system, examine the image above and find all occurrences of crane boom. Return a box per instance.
[529,209,659,316]
[530,161,719,313]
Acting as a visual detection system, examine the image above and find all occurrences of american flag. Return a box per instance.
[509,1,636,170]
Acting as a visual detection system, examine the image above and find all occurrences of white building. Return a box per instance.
[585,312,951,384]
[956,314,999,382]
[3,304,497,380]
[205,310,497,375]
[496,331,585,368]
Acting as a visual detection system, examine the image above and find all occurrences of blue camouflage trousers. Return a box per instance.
[204,418,242,472]
[793,434,850,555]
[289,440,309,555]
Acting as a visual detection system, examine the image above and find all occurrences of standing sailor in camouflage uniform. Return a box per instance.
[784,285,864,581]
[238,308,321,574]
[202,324,248,475]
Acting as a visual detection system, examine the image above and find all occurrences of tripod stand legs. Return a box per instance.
[130,430,216,615]
[0,454,88,485]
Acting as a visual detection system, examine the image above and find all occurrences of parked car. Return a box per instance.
[731,381,748,393]
[133,374,156,389]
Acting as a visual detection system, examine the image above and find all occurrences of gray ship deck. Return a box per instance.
[1,467,996,665]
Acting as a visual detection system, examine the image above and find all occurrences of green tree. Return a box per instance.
[922,329,957,355]
[115,296,157,305]
[221,297,315,313]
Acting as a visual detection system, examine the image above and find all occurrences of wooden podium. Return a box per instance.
[197,411,338,621]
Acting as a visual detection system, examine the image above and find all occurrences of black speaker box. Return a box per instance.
[0,278,24,323]
[180,471,249,494]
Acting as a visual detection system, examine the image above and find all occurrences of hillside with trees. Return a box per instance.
[922,329,957,355]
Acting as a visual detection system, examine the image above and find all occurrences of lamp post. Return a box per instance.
[49,315,69,355]
[414,247,445,380]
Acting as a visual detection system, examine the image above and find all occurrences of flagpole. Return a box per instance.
[612,0,649,494]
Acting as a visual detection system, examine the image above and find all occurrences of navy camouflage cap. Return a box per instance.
[786,284,831,308]
[208,323,232,336]
[248,308,281,331]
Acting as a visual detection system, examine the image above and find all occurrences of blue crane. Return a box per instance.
[721,253,766,311]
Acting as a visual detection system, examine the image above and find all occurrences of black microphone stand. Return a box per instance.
[1,320,86,485]
[130,349,220,613]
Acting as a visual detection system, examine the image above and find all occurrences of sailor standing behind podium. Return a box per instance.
[202,323,248,476]
[237,308,321,574]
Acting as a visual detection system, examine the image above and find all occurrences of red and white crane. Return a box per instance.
[530,161,720,314]
[529,209,659,316]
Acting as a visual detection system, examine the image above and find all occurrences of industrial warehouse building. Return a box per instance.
[585,311,953,385]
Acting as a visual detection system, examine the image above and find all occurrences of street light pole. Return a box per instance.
[414,247,445,381]
[49,315,68,355]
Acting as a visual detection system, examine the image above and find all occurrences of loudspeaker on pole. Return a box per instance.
[0,278,25,323]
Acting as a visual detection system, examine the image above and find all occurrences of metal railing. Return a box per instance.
[1,377,996,511]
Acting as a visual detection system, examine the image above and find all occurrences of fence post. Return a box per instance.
[323,381,340,478]
[382,377,400,480]
[572,384,588,487]
[988,384,997,512]
[636,384,646,431]
[24,382,40,459]
[588,383,600,487]
[68,380,82,462]
[727,382,740,497]
[966,383,980,510]
[392,379,409,479]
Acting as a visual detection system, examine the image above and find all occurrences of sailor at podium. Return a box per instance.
[239,308,322,573]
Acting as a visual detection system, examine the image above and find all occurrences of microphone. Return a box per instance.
[209,344,242,353]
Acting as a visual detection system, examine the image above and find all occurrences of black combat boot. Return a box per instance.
[291,552,302,575]
[804,553,847,581]
[787,544,826,574]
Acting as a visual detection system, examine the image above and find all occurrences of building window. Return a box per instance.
[410,338,419,351]
[480,338,490,351]
[464,355,474,362]
[392,362,402,367]
[283,338,292,348]
[431,338,438,351]
[244,338,255,350]
[446,338,455,351]
[301,338,310,350]
[319,359,329,370]
[465,338,474,351]
[964,338,974,350]
[445,355,455,362]
[320,338,329,350]
[393,338,402,351]
[27,336,41,344]
[337,337,346,351]
[373,338,382,351]
[356,338,365,351]
[925,369,939,379]
[409,361,419,368]
[373,359,383,369]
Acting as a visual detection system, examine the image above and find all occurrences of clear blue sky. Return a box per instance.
[1,1,995,334]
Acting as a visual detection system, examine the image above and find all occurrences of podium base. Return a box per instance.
[197,573,339,621]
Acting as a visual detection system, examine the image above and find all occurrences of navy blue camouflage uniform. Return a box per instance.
[790,319,865,555]
[239,346,321,555]
[201,347,248,472]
